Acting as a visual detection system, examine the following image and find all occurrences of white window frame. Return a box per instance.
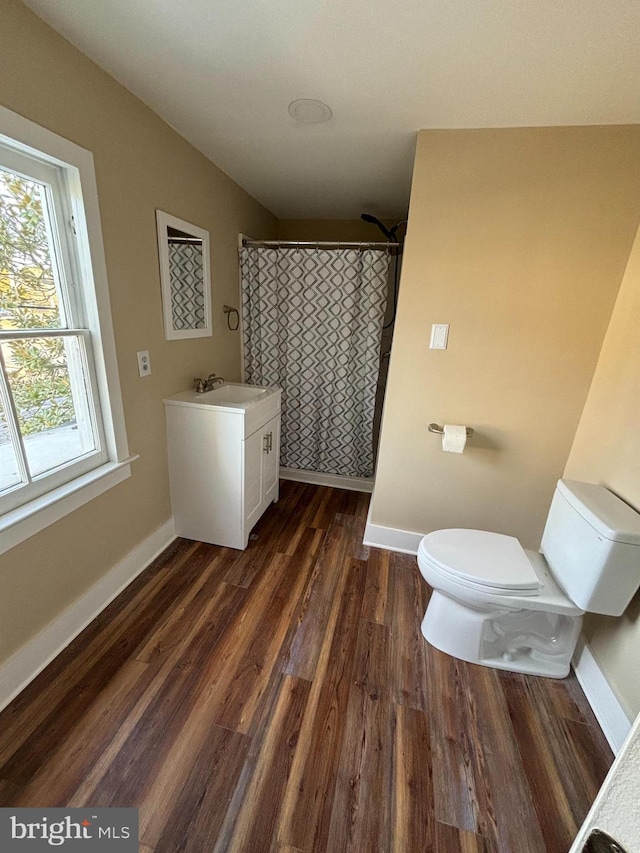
[0,105,136,555]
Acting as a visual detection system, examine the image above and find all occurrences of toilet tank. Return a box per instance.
[541,480,640,616]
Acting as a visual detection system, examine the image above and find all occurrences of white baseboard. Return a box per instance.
[572,635,632,754]
[362,503,424,554]
[0,517,176,714]
[279,467,373,493]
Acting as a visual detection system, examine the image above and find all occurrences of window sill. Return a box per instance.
[0,456,139,556]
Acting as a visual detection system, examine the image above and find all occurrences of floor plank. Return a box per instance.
[361,547,391,625]
[429,648,487,835]
[391,703,434,852]
[389,551,430,712]
[436,821,492,852]
[463,663,546,852]
[276,556,367,852]
[147,724,250,852]
[216,676,311,853]
[11,658,153,807]
[283,512,356,681]
[500,673,582,852]
[325,618,392,853]
[0,480,613,852]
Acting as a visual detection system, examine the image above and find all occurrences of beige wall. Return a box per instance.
[277,219,404,243]
[565,223,640,718]
[0,0,276,662]
[371,127,640,550]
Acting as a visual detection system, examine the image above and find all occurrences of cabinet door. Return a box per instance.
[244,426,264,533]
[262,414,280,505]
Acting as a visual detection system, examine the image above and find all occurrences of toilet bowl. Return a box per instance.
[417,480,640,678]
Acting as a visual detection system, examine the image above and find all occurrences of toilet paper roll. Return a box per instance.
[442,424,467,453]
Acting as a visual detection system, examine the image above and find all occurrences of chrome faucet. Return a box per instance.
[194,373,224,393]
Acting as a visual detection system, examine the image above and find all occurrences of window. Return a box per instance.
[0,148,106,509]
[0,106,133,554]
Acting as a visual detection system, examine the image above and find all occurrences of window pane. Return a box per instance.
[0,394,23,493]
[2,336,97,478]
[0,167,62,331]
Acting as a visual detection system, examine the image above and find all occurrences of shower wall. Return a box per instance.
[276,219,404,468]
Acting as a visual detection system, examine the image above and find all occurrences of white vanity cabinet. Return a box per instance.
[243,413,280,534]
[164,383,281,549]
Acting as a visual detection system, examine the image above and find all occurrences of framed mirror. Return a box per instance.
[156,210,211,340]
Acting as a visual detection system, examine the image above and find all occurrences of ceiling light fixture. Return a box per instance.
[287,99,333,124]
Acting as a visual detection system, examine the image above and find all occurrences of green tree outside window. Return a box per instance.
[0,170,74,436]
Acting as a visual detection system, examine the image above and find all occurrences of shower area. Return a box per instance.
[239,218,403,490]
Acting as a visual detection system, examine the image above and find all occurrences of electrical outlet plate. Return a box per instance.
[137,350,151,377]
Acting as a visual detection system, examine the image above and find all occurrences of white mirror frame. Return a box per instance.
[156,210,212,340]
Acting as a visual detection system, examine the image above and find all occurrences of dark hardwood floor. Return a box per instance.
[0,482,613,852]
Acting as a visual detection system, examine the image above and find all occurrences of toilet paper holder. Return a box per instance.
[429,423,474,438]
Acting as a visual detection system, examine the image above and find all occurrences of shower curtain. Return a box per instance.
[240,245,389,479]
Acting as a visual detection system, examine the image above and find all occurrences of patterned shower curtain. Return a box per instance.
[240,246,389,478]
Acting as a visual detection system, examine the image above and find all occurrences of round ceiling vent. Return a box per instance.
[287,99,333,124]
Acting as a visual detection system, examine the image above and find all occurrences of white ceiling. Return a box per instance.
[22,0,640,220]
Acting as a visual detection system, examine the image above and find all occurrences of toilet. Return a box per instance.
[417,479,640,678]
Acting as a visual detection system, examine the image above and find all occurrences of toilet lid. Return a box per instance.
[419,529,541,592]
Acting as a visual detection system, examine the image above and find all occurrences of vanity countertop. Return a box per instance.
[164,382,281,414]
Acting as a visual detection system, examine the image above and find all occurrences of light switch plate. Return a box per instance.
[430,323,449,349]
[137,350,151,377]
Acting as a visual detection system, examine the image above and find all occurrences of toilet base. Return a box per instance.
[421,590,583,678]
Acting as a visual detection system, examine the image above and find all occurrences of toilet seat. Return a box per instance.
[418,529,542,596]
[417,531,582,615]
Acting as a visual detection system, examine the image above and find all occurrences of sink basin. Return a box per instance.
[203,384,268,404]
[164,382,276,412]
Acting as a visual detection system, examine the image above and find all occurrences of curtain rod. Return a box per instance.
[241,238,399,250]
